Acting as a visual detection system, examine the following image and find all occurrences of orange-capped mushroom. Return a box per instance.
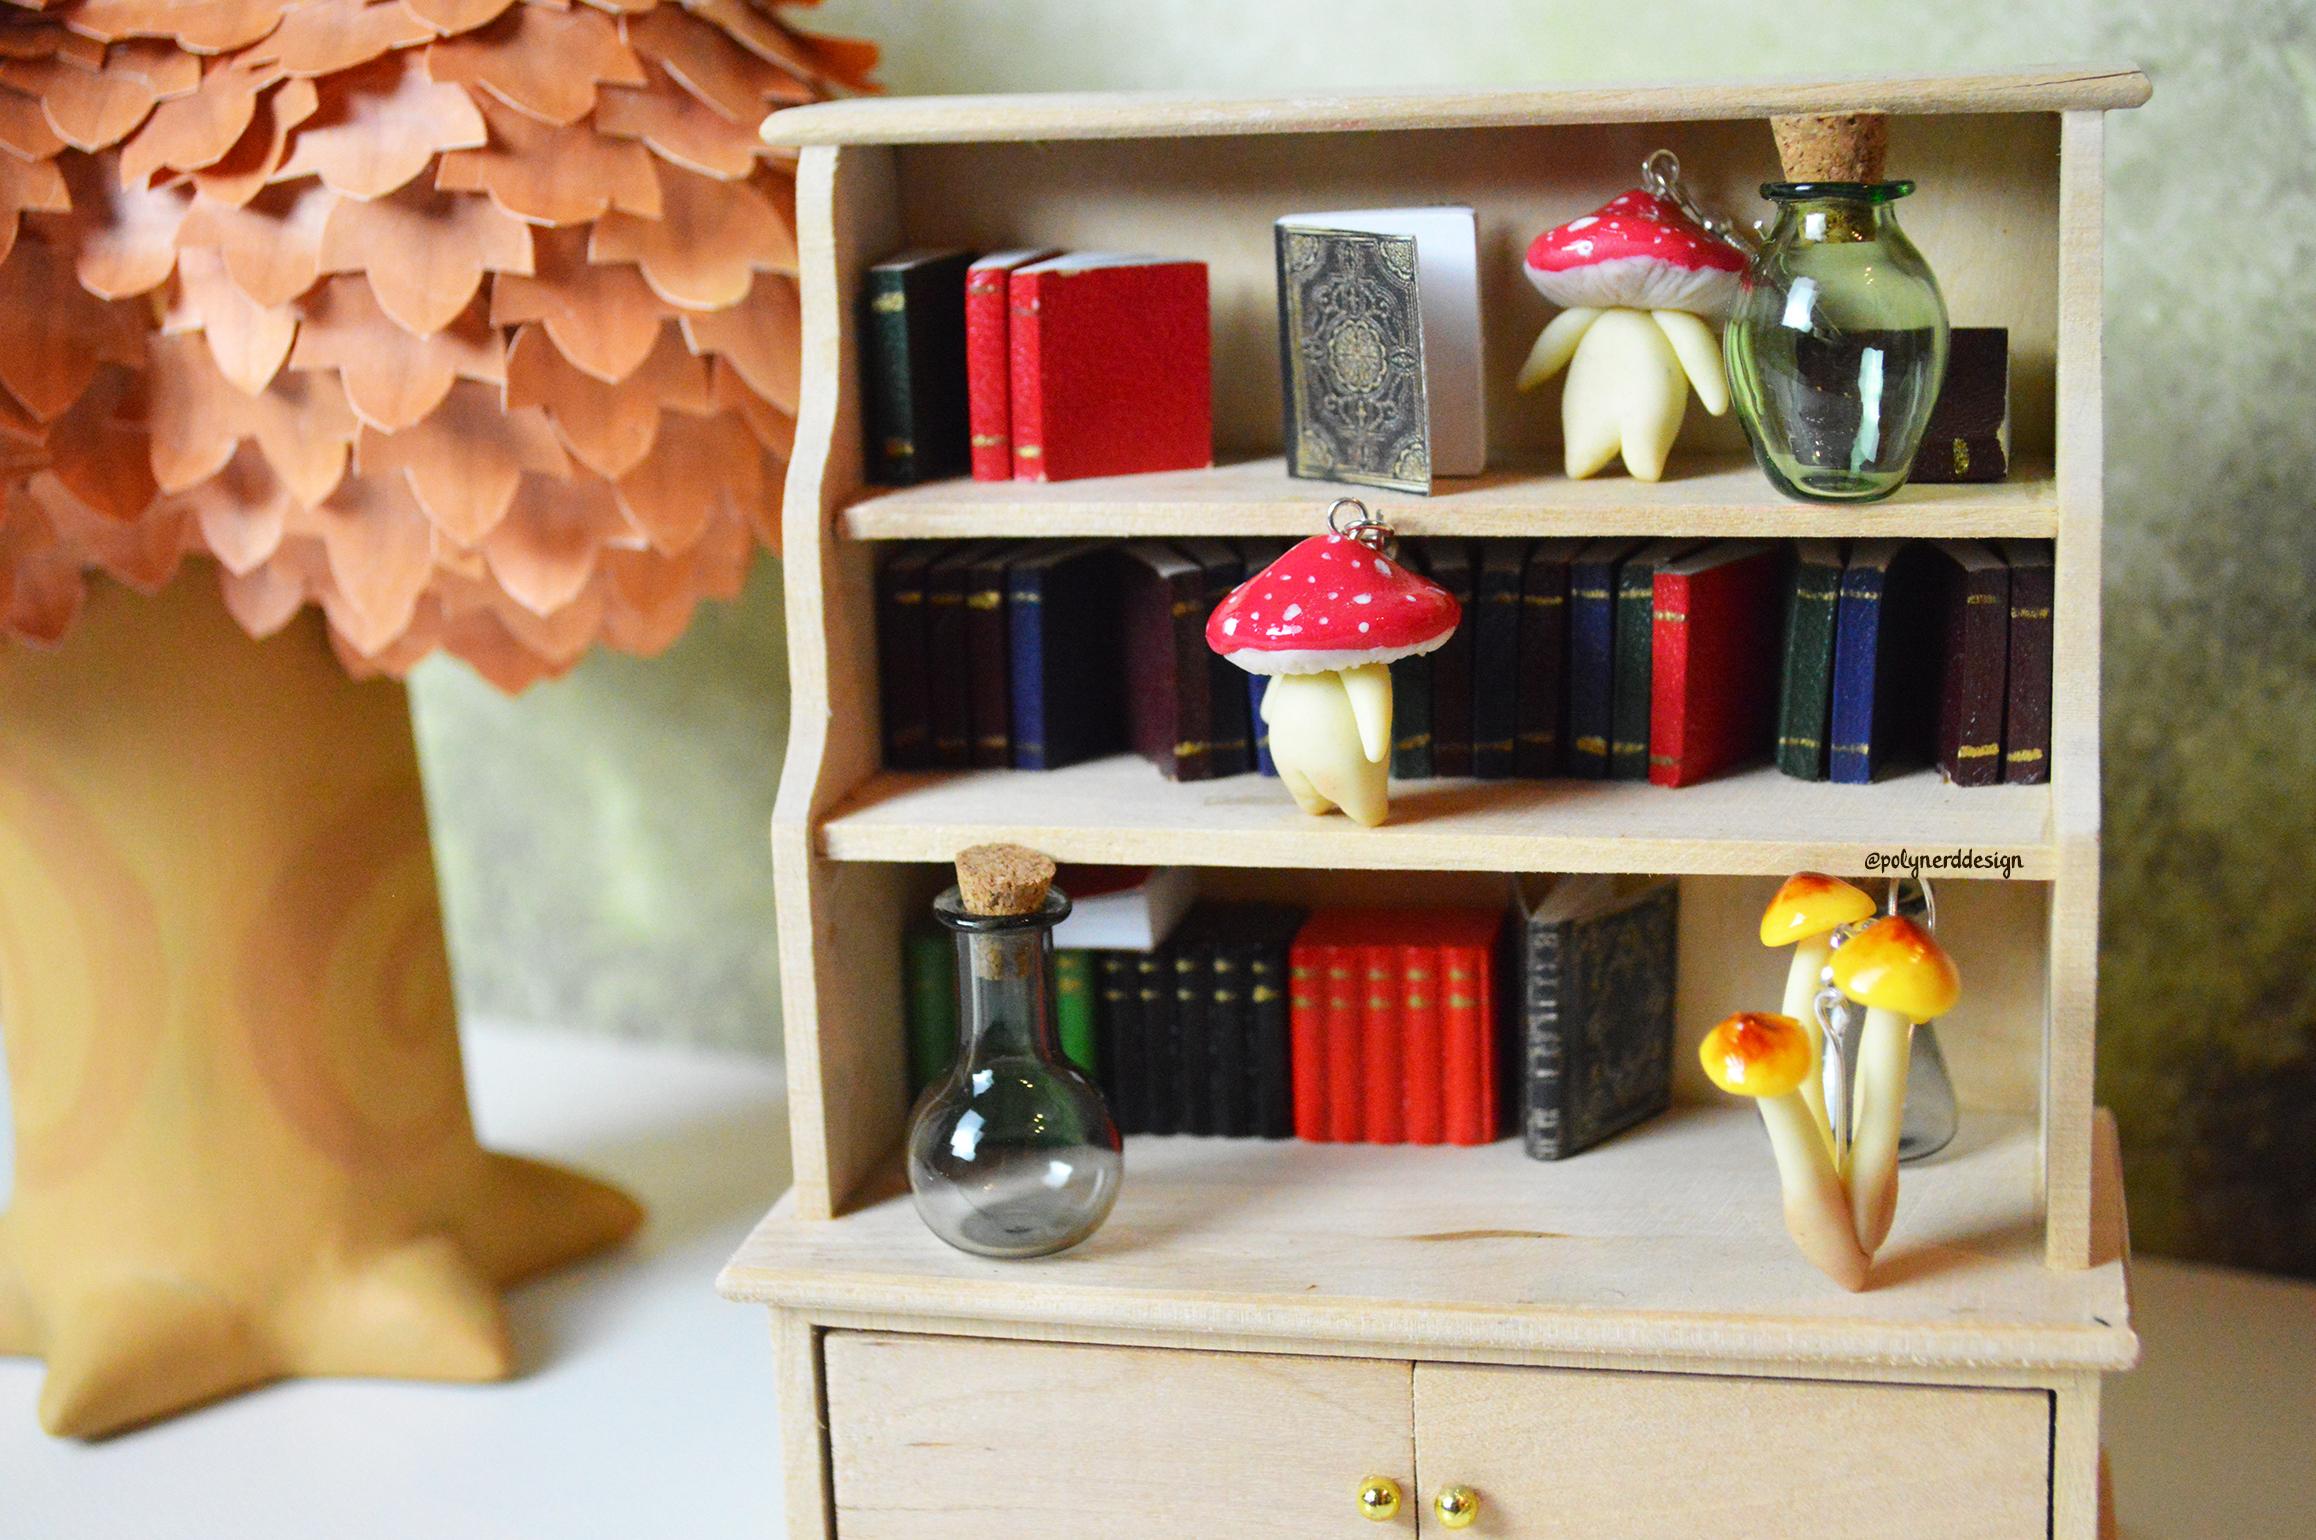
[1699,1012,1869,1291]
[1832,915,1961,1252]
[1830,914,1960,1022]
[1758,872,1875,1155]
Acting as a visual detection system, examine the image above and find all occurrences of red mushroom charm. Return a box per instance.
[1207,514,1459,826]
[1517,188,1747,481]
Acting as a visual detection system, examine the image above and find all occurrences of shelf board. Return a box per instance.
[817,756,2053,878]
[840,454,2059,542]
[720,1106,2134,1374]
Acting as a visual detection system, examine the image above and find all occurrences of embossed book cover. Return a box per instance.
[1275,208,1483,494]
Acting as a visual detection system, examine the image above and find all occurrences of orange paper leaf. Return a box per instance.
[318,180,532,334]
[118,57,265,183]
[488,226,660,381]
[677,269,797,409]
[53,0,294,56]
[170,243,299,394]
[353,377,566,545]
[287,274,504,430]
[422,5,643,127]
[272,51,485,199]
[189,73,319,206]
[433,94,659,224]
[591,58,760,180]
[479,469,623,615]
[0,237,146,422]
[586,162,789,310]
[177,176,335,304]
[241,0,434,78]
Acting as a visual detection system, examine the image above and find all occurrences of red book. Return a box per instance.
[1008,255,1211,482]
[1649,541,1788,787]
[1417,909,1504,1146]
[964,248,1057,481]
[1359,943,1403,1144]
[1399,941,1445,1145]
[1288,944,1327,1140]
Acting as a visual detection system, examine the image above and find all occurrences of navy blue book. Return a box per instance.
[924,542,996,768]
[1007,541,1127,771]
[1473,540,1529,778]
[1829,540,1938,783]
[1177,539,1253,777]
[1566,537,1642,779]
[1515,538,1578,778]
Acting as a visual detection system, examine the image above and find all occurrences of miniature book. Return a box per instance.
[861,248,975,485]
[965,248,1060,480]
[1611,539,1702,780]
[1228,907,1308,1139]
[1006,541,1126,771]
[1119,541,1215,781]
[1096,954,1140,1130]
[1931,539,2012,786]
[1998,539,2055,784]
[1566,537,1642,778]
[1473,540,1529,778]
[1176,540,1254,777]
[876,543,942,769]
[1515,539,1578,778]
[1275,207,1484,492]
[1516,875,1678,1160]
[1828,540,1939,783]
[924,542,995,768]
[1906,326,2011,484]
[1649,540,1788,787]
[965,545,1015,767]
[1009,254,1212,481]
[1774,539,1846,779]
[1054,950,1097,1075]
[1233,538,1291,777]
[1419,540,1477,776]
[1388,542,1438,780]
[904,924,955,1096]
[1050,866,1196,952]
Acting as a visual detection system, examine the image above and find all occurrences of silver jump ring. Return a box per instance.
[1325,496,1396,555]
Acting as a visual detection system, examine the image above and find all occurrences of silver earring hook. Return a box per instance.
[1325,496,1397,557]
[1642,148,1758,253]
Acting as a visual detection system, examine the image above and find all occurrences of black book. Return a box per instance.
[1774,539,1846,780]
[875,542,941,769]
[1168,915,1218,1136]
[1610,538,1701,780]
[1134,950,1178,1134]
[1233,539,1290,777]
[1472,540,1529,778]
[1566,537,1642,779]
[1212,904,1308,1139]
[964,543,1016,768]
[1517,875,1679,1160]
[1421,539,1477,776]
[1119,541,1214,782]
[1096,953,1141,1134]
[860,248,974,485]
[923,542,995,768]
[1008,540,1127,771]
[1176,540,1253,777]
[1514,538,1578,778]
[1389,542,1437,780]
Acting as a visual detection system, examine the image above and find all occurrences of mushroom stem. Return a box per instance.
[1847,1006,1914,1251]
[1780,935,1837,1156]
[1259,665,1392,828]
[1757,1093,1871,1292]
[1556,307,1691,481]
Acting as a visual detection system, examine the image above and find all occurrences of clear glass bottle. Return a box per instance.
[1725,181,1949,503]
[905,884,1122,1257]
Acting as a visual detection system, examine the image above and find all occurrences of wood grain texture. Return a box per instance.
[823,1333,1414,1539]
[842,453,2060,542]
[774,1310,835,1540]
[721,1107,2136,1375]
[762,67,2151,145]
[1412,1364,2050,1538]
[817,756,2055,879]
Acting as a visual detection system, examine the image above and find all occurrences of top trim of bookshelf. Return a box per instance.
[763,67,2151,146]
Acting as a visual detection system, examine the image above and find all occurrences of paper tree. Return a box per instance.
[0,0,866,1435]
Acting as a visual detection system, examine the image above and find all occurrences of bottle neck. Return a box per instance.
[1772,197,1898,245]
[951,925,1059,1062]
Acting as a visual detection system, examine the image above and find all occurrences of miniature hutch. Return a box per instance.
[722,69,2148,1538]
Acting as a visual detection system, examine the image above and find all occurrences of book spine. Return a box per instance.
[1006,564,1049,770]
[1249,672,1277,776]
[861,269,915,484]
[1359,942,1403,1144]
[1288,942,1328,1140]
[1174,942,1212,1135]
[1828,566,1887,785]
[905,927,956,1099]
[1321,943,1362,1142]
[1611,559,1657,780]
[1515,549,1569,778]
[1441,942,1492,1145]
[1568,561,1617,778]
[1136,950,1177,1134]
[877,550,932,770]
[1427,544,1475,776]
[1007,270,1047,482]
[965,557,1011,768]
[1647,568,1692,788]
[1171,572,1214,782]
[1208,945,1247,1137]
[1472,546,1525,778]
[965,267,1013,481]
[2002,543,2054,784]
[1520,918,1565,1158]
[1400,941,1444,1145]
[1249,943,1293,1138]
[1936,551,2010,787]
[1054,949,1096,1076]
[1097,953,1139,1133]
[925,556,973,769]
[1775,547,1842,780]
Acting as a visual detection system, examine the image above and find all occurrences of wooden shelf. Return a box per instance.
[817,756,2054,877]
[839,453,2060,542]
[720,1106,2133,1374]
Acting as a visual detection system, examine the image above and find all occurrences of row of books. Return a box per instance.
[860,248,1212,486]
[874,536,2056,787]
[902,876,1679,1161]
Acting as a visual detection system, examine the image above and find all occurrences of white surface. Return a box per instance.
[3,1026,2309,1539]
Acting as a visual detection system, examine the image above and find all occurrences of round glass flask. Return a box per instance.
[1725,181,1949,502]
[905,883,1122,1258]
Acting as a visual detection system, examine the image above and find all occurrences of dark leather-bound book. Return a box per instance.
[1134,949,1178,1134]
[1171,922,1216,1136]
[1232,539,1290,777]
[1119,541,1214,781]
[1096,953,1142,1134]
[1007,540,1126,771]
[1610,539,1700,780]
[1774,539,1846,780]
[1829,540,1940,783]
[1998,539,2054,784]
[1650,541,1787,788]
[964,543,1016,768]
[1931,540,2011,786]
[1472,540,1528,778]
[1420,539,1477,776]
[1566,538,1640,779]
[860,248,974,485]
[1517,875,1678,1160]
[1906,326,2010,484]
[1389,542,1436,780]
[1515,539,1577,778]
[876,542,941,770]
[1176,540,1252,777]
[1214,904,1309,1140]
[924,542,996,768]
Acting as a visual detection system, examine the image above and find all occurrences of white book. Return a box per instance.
[1050,865,1197,951]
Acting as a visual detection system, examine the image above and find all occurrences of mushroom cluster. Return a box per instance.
[1517,189,1745,482]
[1704,872,1962,1289]
[1205,527,1458,827]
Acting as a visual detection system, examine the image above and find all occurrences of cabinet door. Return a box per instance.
[1413,1366,2050,1538]
[825,1333,1415,1538]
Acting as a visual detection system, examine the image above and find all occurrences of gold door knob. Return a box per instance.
[1355,1475,1403,1521]
[1434,1484,1481,1529]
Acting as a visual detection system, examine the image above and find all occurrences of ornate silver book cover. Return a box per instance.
[1276,225,1431,494]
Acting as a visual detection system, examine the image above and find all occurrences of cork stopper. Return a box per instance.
[953,843,1056,917]
[1771,112,1889,182]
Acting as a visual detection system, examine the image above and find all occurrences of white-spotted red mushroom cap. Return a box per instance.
[1205,534,1460,676]
[1525,190,1747,319]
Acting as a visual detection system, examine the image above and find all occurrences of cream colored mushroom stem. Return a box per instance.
[1780,936,1838,1157]
[1260,663,1393,828]
[1758,1093,1870,1292]
[1518,306,1730,481]
[1848,1009,1913,1251]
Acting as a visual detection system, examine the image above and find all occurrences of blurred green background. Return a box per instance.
[412,0,2316,1275]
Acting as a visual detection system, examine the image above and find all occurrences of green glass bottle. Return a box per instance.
[1725,181,1949,503]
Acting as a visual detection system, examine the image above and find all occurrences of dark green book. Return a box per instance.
[1472,540,1528,778]
[904,926,955,1099]
[1054,949,1097,1076]
[1775,539,1846,780]
[860,248,975,485]
[1610,539,1699,780]
[1389,542,1436,779]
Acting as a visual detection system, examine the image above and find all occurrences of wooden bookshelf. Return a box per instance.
[731,68,2147,1539]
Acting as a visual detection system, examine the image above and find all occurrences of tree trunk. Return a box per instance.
[0,569,641,1437]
